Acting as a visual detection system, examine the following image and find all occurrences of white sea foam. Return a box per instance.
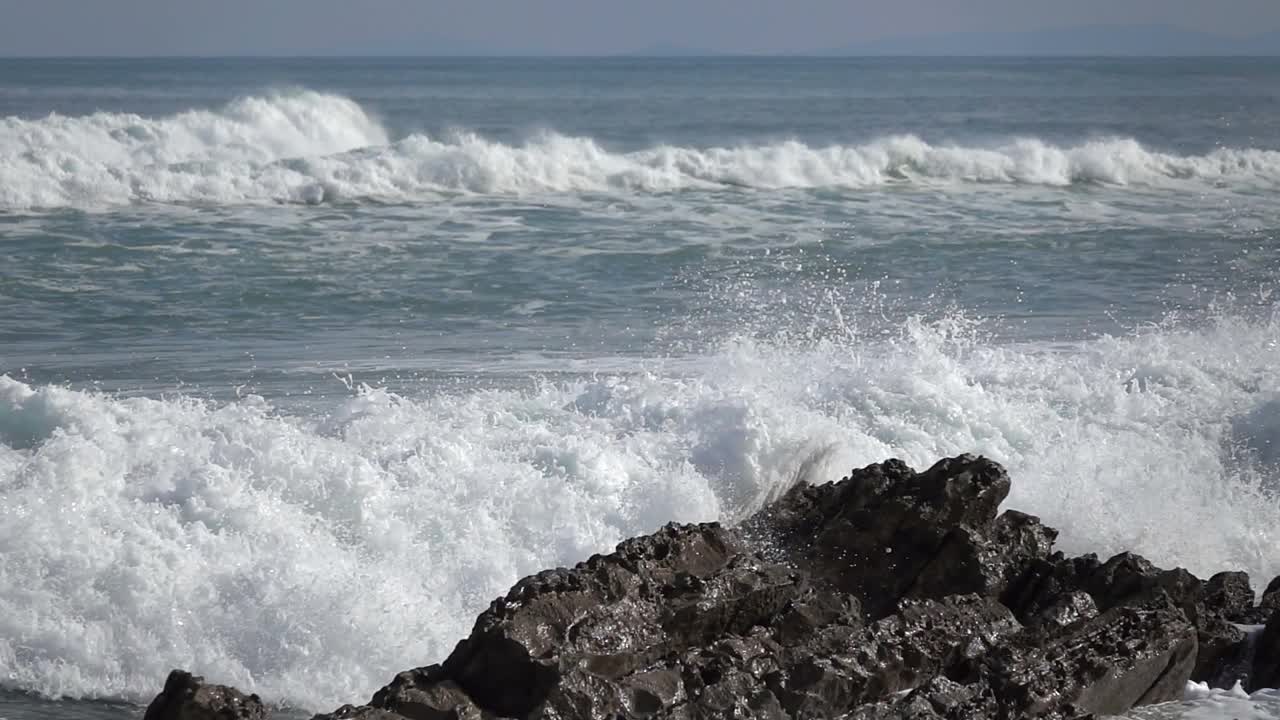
[1120,682,1280,719]
[1,306,1278,711]
[0,91,386,208]
[3,91,1280,209]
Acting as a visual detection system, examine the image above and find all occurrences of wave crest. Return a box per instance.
[2,91,1279,208]
[0,90,387,207]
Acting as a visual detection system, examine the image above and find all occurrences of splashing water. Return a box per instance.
[4,61,1280,720]
[1,303,1277,710]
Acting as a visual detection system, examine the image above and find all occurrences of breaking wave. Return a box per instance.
[1,307,1278,710]
[3,90,1280,209]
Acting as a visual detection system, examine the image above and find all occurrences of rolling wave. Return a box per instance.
[3,90,1279,209]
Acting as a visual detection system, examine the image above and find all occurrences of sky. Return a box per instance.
[1,0,1279,56]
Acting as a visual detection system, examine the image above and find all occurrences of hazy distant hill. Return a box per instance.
[830,24,1280,56]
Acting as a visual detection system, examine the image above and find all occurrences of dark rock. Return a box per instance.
[767,595,1021,716]
[1001,553,1101,624]
[1251,608,1280,691]
[1085,553,1203,620]
[442,522,804,718]
[752,454,1054,619]
[1005,550,1264,690]
[144,670,268,720]
[909,511,1057,607]
[772,591,861,647]
[538,664,693,719]
[1202,570,1277,625]
[1260,577,1280,614]
[1034,590,1099,629]
[160,455,1249,720]
[667,629,789,719]
[845,677,1000,720]
[366,666,490,720]
[1203,571,1254,621]
[985,595,1197,717]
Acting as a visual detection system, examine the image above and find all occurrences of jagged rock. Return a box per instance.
[1203,571,1255,621]
[751,455,1054,619]
[1001,553,1102,624]
[1084,553,1203,620]
[986,596,1197,717]
[364,666,491,720]
[909,511,1057,607]
[664,629,790,719]
[845,677,1000,720]
[1259,577,1280,614]
[170,455,1253,720]
[144,670,269,720]
[766,595,1020,716]
[442,522,804,718]
[1034,590,1098,629]
[1007,554,1268,689]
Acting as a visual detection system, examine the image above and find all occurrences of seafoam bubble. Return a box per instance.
[1120,682,1280,719]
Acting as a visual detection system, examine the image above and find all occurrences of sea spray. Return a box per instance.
[2,306,1278,709]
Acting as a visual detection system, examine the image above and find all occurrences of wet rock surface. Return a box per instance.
[147,455,1280,719]
[143,670,268,720]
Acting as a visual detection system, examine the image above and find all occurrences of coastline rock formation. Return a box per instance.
[143,670,268,720]
[145,455,1280,720]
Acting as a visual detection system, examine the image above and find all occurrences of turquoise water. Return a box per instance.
[1,57,1279,719]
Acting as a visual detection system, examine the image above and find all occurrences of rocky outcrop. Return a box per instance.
[143,670,268,720]
[746,456,1056,620]
[147,455,1280,720]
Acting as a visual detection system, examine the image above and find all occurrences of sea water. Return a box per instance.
[1,57,1278,719]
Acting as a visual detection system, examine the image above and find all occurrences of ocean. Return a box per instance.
[0,56,1278,719]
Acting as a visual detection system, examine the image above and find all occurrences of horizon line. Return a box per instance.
[3,52,1280,60]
